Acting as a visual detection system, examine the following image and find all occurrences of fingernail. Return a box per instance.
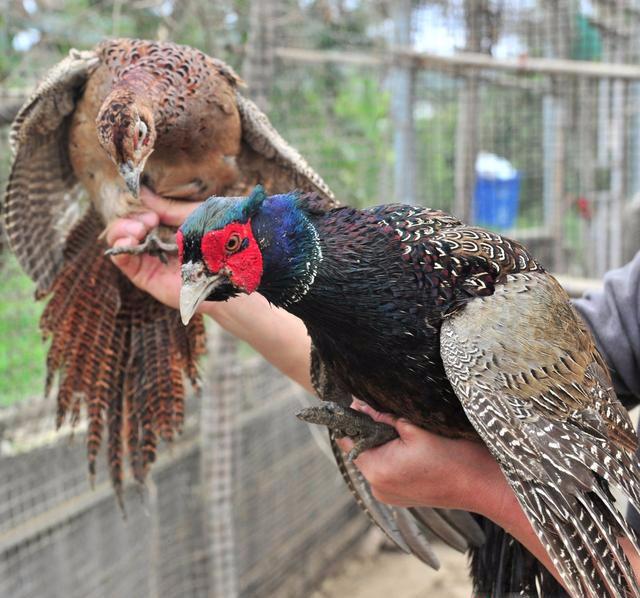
[133,211,158,228]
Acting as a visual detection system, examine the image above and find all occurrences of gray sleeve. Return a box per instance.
[572,251,640,407]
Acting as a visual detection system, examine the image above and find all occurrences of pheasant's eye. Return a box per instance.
[225,233,242,253]
[134,120,148,150]
[138,120,148,141]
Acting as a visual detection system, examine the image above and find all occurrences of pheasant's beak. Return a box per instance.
[180,262,224,325]
[119,161,142,197]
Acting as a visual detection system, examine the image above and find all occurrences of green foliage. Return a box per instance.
[270,67,392,207]
[415,94,457,211]
[332,74,392,205]
[0,259,46,407]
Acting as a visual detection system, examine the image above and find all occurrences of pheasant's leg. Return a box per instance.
[105,227,178,264]
[296,402,398,461]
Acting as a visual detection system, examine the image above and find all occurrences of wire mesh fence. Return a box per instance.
[0,330,365,598]
[2,1,640,597]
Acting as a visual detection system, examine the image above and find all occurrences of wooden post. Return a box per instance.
[454,75,479,223]
[243,0,277,112]
[628,81,640,198]
[595,75,611,277]
[608,0,629,270]
[551,94,567,272]
[589,0,633,274]
[577,78,597,274]
[453,0,500,223]
[609,76,626,270]
[390,0,417,204]
[541,0,569,272]
[201,330,240,597]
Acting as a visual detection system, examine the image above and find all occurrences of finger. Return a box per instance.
[394,418,431,443]
[140,186,201,226]
[353,402,398,428]
[108,237,140,273]
[105,218,148,246]
[131,210,159,229]
[335,436,354,453]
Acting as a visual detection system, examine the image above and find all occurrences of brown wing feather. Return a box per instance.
[4,49,98,293]
[235,92,337,209]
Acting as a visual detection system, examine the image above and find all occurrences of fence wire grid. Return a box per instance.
[2,1,640,597]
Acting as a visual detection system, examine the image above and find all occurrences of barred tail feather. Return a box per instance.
[328,433,484,571]
[41,210,206,497]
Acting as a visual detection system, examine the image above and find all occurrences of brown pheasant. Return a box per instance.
[3,38,335,501]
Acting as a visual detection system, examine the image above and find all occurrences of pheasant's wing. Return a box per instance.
[235,92,337,210]
[4,48,99,294]
[309,343,485,568]
[440,271,640,598]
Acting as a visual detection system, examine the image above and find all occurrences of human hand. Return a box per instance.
[336,401,510,516]
[106,187,200,309]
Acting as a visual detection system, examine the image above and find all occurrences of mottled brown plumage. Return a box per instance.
[3,39,334,500]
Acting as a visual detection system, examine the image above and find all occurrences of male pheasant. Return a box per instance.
[178,187,640,597]
[3,39,336,500]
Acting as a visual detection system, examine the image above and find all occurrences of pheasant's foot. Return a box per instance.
[105,229,178,264]
[296,402,398,461]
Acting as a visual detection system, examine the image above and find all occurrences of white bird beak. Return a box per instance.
[180,262,222,325]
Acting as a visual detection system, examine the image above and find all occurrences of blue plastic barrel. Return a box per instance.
[473,173,521,229]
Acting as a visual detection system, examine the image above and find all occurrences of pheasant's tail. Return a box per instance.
[468,515,568,598]
[514,479,640,598]
[328,432,485,570]
[41,210,206,501]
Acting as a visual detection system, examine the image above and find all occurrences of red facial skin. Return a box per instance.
[179,221,263,294]
[176,229,185,263]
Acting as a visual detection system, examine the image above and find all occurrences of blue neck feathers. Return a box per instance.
[253,194,323,307]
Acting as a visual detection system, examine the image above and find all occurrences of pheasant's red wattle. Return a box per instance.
[201,221,263,293]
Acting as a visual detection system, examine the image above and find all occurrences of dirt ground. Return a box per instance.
[311,533,472,598]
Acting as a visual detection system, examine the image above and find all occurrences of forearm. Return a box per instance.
[471,463,640,592]
[200,293,314,394]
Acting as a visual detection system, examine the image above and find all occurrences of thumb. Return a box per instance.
[140,187,201,227]
[394,418,423,442]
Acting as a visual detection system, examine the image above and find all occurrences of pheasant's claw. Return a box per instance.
[296,402,398,458]
[105,229,178,262]
[346,445,364,463]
